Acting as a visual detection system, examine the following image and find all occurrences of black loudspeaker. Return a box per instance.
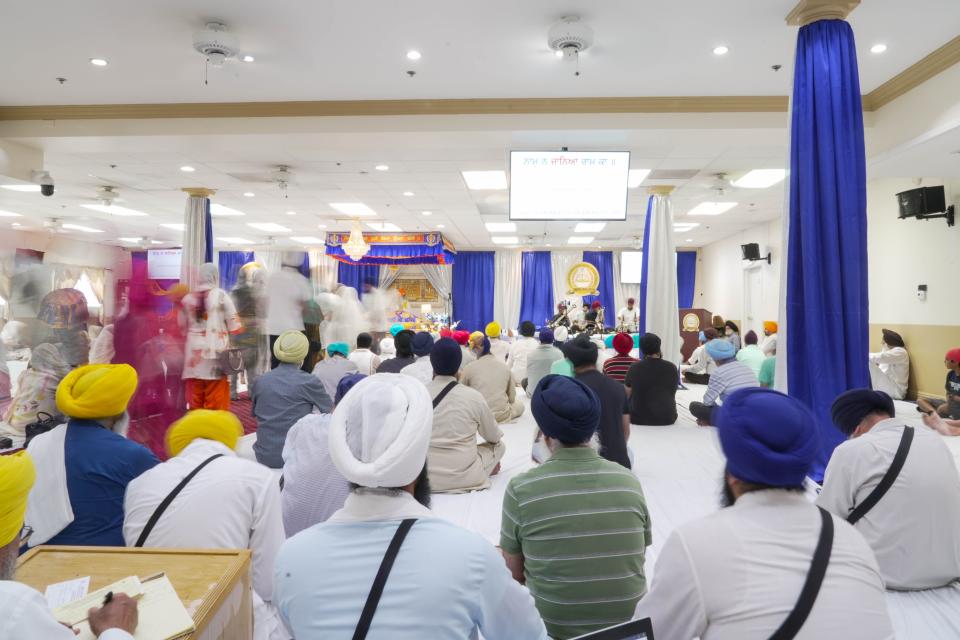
[741,243,761,260]
[897,186,946,218]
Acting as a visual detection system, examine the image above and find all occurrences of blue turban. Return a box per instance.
[831,389,895,436]
[335,373,366,404]
[698,331,706,342]
[480,336,491,356]
[430,337,462,376]
[412,331,435,357]
[531,375,600,444]
[327,342,349,357]
[706,338,736,361]
[539,327,555,345]
[715,388,819,487]
[390,323,405,337]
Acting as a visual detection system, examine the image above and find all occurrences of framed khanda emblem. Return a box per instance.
[566,262,600,296]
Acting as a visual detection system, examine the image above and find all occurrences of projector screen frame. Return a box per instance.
[508,149,632,222]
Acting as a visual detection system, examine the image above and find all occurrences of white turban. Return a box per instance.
[328,373,432,488]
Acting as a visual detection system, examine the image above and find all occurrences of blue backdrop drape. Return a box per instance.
[638,196,654,334]
[518,251,554,327]
[203,199,213,263]
[787,19,870,481]
[582,251,615,316]
[218,251,255,291]
[337,262,380,297]
[676,251,697,309]
[452,251,494,332]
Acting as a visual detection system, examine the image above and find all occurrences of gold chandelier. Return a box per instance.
[343,218,369,261]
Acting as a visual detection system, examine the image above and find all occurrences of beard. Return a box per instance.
[720,472,736,508]
[413,464,431,508]
[0,545,17,581]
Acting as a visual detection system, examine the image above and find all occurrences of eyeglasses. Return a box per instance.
[19,525,33,550]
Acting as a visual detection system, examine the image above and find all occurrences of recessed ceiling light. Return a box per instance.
[462,170,508,190]
[366,221,403,232]
[150,240,164,245]
[210,204,245,217]
[545,243,552,247]
[485,222,517,232]
[731,169,786,189]
[1,184,40,192]
[628,169,651,188]
[491,236,520,245]
[403,191,415,197]
[80,204,149,217]
[713,45,729,56]
[90,58,108,66]
[686,238,693,243]
[242,55,255,62]
[0,210,22,217]
[567,236,594,245]
[290,236,324,244]
[317,223,328,229]
[160,223,186,231]
[62,223,103,233]
[286,211,297,216]
[375,165,389,171]
[247,222,292,233]
[243,192,255,198]
[119,237,142,243]
[673,222,700,231]
[421,211,433,216]
[406,50,422,61]
[330,202,376,217]
[217,236,254,245]
[436,224,445,229]
[574,222,606,233]
[11,222,22,227]
[180,166,195,172]
[870,43,887,54]
[688,202,738,216]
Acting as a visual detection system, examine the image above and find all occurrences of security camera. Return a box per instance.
[32,170,54,197]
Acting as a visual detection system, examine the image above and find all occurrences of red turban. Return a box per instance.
[439,328,453,339]
[452,330,470,346]
[612,332,634,355]
[591,300,602,310]
[947,348,960,364]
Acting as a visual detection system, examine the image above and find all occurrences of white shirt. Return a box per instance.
[281,414,350,536]
[0,581,133,640]
[761,333,778,356]
[401,356,434,386]
[685,344,716,375]
[869,347,910,399]
[617,306,639,330]
[818,419,960,590]
[266,268,312,334]
[347,348,380,376]
[634,490,894,640]
[489,336,511,363]
[506,337,538,384]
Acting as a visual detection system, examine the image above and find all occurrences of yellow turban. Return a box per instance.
[166,410,243,457]
[0,451,36,547]
[273,330,309,364]
[56,364,138,419]
[485,322,501,338]
[764,321,779,333]
[469,331,485,350]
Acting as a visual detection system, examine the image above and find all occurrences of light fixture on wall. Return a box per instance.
[343,218,370,261]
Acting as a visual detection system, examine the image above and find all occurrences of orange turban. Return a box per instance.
[764,321,779,334]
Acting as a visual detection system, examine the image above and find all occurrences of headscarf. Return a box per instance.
[639,333,661,357]
[706,338,736,361]
[716,388,818,487]
[724,320,739,334]
[439,328,453,339]
[452,330,470,346]
[390,323,405,337]
[763,321,778,334]
[430,338,462,376]
[273,330,309,364]
[830,389,895,436]
[335,373,367,405]
[591,300,602,310]
[565,335,598,367]
[0,451,35,547]
[613,332,633,355]
[554,326,569,343]
[29,343,71,378]
[237,262,265,288]
[947,348,960,364]
[485,322,502,338]
[56,364,138,419]
[197,263,219,291]
[411,332,435,357]
[166,409,244,457]
[327,342,350,358]
[627,297,635,305]
[394,330,415,357]
[479,336,491,356]
[328,374,433,487]
[468,331,485,351]
[532,375,600,444]
[539,328,555,345]
[744,330,759,345]
[881,329,905,348]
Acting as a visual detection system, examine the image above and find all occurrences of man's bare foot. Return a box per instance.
[490,462,502,476]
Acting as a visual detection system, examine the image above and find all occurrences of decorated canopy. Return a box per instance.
[325,231,456,266]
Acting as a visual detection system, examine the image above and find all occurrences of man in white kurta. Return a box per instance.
[507,322,540,385]
[485,321,512,363]
[868,329,910,400]
[123,411,287,640]
[617,298,639,332]
[819,389,960,590]
[634,387,893,640]
[462,339,524,423]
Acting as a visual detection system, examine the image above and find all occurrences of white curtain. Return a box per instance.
[420,264,452,317]
[51,264,83,290]
[255,250,282,275]
[550,251,583,312]
[645,194,683,366]
[379,266,401,290]
[181,195,208,290]
[309,250,338,293]
[613,252,641,320]
[494,250,522,332]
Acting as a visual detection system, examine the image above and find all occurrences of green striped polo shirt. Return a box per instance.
[500,446,652,639]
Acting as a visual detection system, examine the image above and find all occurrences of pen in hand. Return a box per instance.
[102,591,113,607]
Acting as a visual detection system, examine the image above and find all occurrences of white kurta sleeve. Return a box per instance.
[475,544,548,640]
[633,532,708,640]
[250,474,286,603]
[0,582,136,640]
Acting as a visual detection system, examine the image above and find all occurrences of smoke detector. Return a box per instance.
[96,186,119,206]
[193,21,239,66]
[548,16,594,59]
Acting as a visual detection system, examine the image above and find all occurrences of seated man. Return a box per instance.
[452,329,475,370]
[524,327,563,397]
[312,342,359,398]
[281,374,364,537]
[347,332,381,375]
[25,364,158,547]
[682,330,716,384]
[735,330,765,377]
[426,338,504,492]
[868,329,910,400]
[617,297,639,333]
[401,331,435,386]
[602,332,639,384]
[507,321,538,383]
[761,320,778,356]
[378,323,404,361]
[635,388,894,640]
[918,347,960,419]
[625,333,678,426]
[0,452,140,639]
[487,321,513,363]
[549,302,570,328]
[274,374,547,639]
[462,336,524,422]
[689,339,758,426]
[376,329,417,373]
[501,375,651,639]
[819,389,960,590]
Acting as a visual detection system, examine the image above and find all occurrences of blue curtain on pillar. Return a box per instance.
[638,196,654,334]
[787,19,870,481]
[337,261,380,297]
[676,251,697,309]
[452,251,494,332]
[582,251,615,316]
[203,199,214,263]
[518,251,554,327]
[218,251,255,292]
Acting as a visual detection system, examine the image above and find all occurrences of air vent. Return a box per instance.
[647,169,700,180]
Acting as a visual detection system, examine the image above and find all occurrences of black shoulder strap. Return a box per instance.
[769,507,834,640]
[134,454,224,548]
[432,380,458,409]
[847,426,914,525]
[352,519,417,640]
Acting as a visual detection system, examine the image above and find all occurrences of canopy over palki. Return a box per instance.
[325,232,456,266]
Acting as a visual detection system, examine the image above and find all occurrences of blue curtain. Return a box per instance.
[638,196,654,334]
[297,252,310,279]
[337,261,380,297]
[519,251,555,327]
[203,199,213,263]
[452,251,494,332]
[676,251,697,309]
[582,251,615,317]
[787,19,870,481]
[218,251,255,291]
